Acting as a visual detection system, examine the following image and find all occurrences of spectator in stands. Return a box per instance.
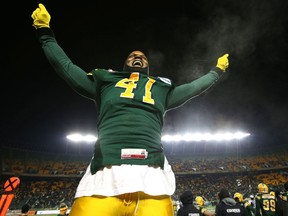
[177,190,203,216]
[215,188,245,216]
[58,203,68,216]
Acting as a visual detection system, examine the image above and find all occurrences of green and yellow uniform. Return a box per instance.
[37,28,223,174]
[255,193,277,216]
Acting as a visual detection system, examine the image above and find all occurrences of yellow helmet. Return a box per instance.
[258,183,269,193]
[195,196,205,206]
[233,192,243,202]
[59,203,68,213]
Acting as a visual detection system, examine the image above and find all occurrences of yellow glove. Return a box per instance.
[216,54,229,72]
[31,3,51,29]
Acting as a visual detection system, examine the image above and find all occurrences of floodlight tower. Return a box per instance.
[66,133,97,154]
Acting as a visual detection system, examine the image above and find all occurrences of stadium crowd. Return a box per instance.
[1,146,287,211]
[2,147,288,176]
[4,171,287,211]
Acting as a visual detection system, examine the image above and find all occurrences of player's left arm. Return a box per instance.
[166,54,229,109]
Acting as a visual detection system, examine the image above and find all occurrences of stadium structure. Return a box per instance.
[1,138,288,216]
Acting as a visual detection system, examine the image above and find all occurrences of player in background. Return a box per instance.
[195,196,215,216]
[279,182,288,216]
[255,183,278,216]
[234,192,255,216]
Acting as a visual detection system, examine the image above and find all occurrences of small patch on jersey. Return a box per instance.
[121,149,148,159]
[158,77,171,85]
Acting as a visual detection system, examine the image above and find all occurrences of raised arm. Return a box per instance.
[31,3,96,100]
[166,54,229,109]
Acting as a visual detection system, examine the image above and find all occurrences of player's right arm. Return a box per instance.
[31,3,96,100]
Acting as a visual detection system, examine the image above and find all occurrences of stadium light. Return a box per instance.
[161,131,250,142]
[66,131,250,143]
[66,133,97,143]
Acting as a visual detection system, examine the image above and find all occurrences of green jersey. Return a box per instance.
[280,192,288,216]
[37,28,222,174]
[255,193,277,216]
[243,198,255,216]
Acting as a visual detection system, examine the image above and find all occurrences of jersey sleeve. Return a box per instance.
[36,28,97,101]
[166,70,221,109]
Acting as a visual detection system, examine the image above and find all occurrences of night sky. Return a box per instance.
[2,0,288,153]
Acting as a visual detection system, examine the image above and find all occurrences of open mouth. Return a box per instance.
[132,60,143,67]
